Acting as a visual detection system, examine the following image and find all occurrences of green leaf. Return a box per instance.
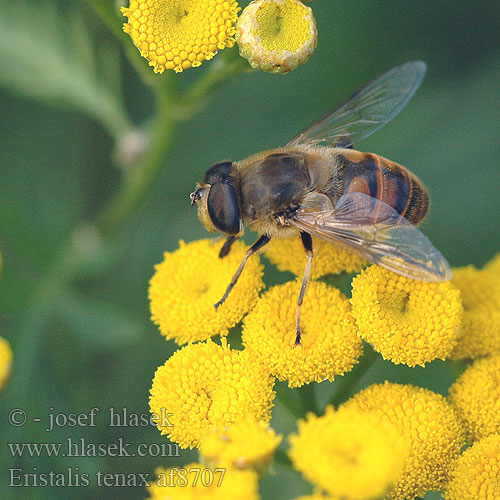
[55,291,144,348]
[0,1,131,138]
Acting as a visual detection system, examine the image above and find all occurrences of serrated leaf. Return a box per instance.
[0,2,131,138]
[56,291,144,348]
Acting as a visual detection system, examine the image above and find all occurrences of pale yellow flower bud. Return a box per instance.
[236,0,318,74]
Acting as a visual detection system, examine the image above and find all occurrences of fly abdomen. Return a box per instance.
[335,150,428,225]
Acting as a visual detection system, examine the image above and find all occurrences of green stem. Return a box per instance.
[174,49,252,120]
[329,344,379,408]
[274,381,303,419]
[274,448,292,468]
[296,383,318,415]
[96,89,175,232]
[87,0,159,90]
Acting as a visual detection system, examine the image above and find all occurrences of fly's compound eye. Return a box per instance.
[207,182,241,235]
[204,161,233,185]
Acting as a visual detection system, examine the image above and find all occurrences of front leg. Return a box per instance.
[214,234,271,309]
[294,231,314,346]
[219,235,238,259]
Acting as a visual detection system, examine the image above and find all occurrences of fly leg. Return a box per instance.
[295,231,313,346]
[214,234,271,309]
[218,235,238,258]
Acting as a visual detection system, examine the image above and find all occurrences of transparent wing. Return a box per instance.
[286,61,427,148]
[291,192,452,282]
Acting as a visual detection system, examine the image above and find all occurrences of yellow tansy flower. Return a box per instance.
[484,251,500,275]
[149,340,275,448]
[122,0,240,73]
[449,354,500,442]
[350,266,462,367]
[265,236,366,279]
[236,0,317,73]
[148,462,260,500]
[149,239,263,345]
[200,418,282,471]
[341,382,465,500]
[289,406,407,500]
[0,336,12,391]
[444,433,500,500]
[242,281,362,387]
[450,265,500,359]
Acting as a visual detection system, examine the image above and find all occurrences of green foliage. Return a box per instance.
[0,1,130,138]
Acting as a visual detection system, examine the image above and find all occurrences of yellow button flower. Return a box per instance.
[289,406,407,500]
[450,264,500,360]
[341,382,465,500]
[242,281,362,387]
[265,236,366,279]
[122,0,240,73]
[236,0,317,73]
[449,354,500,442]
[484,251,500,278]
[149,239,263,345]
[200,418,282,471]
[149,339,275,448]
[350,266,462,367]
[0,336,12,391]
[444,433,500,500]
[147,463,260,500]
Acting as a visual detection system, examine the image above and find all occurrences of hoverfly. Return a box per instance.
[191,61,452,345]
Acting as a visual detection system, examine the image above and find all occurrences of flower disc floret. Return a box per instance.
[200,418,282,471]
[289,406,407,500]
[350,266,462,367]
[444,433,500,500]
[450,265,500,359]
[242,281,362,387]
[341,382,465,500]
[236,0,317,73]
[122,0,240,73]
[149,340,275,448]
[265,236,366,278]
[149,239,263,345]
[147,462,260,500]
[449,354,500,442]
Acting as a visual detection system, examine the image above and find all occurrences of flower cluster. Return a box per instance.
[122,0,318,73]
[449,354,500,442]
[149,339,275,448]
[236,0,317,74]
[147,463,260,500]
[289,405,407,500]
[444,433,500,500]
[265,235,366,279]
[243,280,362,387]
[200,418,282,471]
[351,265,462,367]
[450,262,500,359]
[149,239,263,344]
[146,235,500,500]
[122,0,240,73]
[341,382,465,499]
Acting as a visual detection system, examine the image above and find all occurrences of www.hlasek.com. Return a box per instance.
[9,467,226,488]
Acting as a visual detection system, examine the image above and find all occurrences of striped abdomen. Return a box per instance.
[334,150,428,225]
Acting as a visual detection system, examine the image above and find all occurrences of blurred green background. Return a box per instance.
[1,1,499,499]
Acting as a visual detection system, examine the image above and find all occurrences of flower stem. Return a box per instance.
[329,344,379,408]
[296,383,318,415]
[274,448,293,468]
